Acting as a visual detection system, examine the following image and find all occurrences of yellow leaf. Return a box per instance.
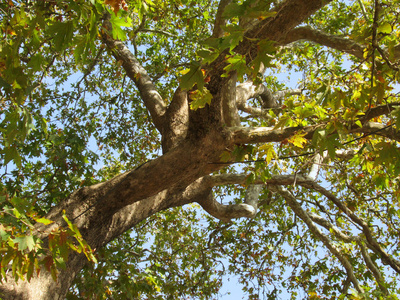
[258,143,276,163]
[288,132,307,148]
[179,69,190,75]
[378,22,392,34]
[7,28,16,35]
[220,150,231,162]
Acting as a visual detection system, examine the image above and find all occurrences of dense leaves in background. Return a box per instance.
[1,0,400,299]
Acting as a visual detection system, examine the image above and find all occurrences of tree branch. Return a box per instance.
[359,102,400,122]
[269,185,364,294]
[281,26,365,59]
[207,0,334,89]
[298,180,400,275]
[204,171,400,281]
[244,184,262,217]
[236,80,262,107]
[201,173,316,221]
[161,87,189,153]
[356,0,369,21]
[306,152,325,180]
[139,28,178,38]
[212,0,233,38]
[236,82,300,110]
[281,26,400,62]
[244,0,334,44]
[308,212,359,243]
[221,71,241,126]
[235,80,301,119]
[205,173,313,187]
[238,106,274,120]
[102,14,166,132]
[197,190,256,222]
[358,241,389,295]
[229,120,399,145]
[229,124,320,144]
[354,122,400,142]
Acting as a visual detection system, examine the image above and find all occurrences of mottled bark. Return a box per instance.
[221,71,241,126]
[161,87,189,153]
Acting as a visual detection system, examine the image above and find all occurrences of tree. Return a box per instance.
[1,0,400,298]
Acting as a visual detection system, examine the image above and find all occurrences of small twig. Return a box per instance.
[376,46,399,71]
[356,0,369,22]
[139,28,178,38]
[133,14,147,56]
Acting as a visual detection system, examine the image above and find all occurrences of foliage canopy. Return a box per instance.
[1,0,400,299]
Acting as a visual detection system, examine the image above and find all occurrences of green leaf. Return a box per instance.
[197,49,219,64]
[0,76,12,93]
[112,14,132,27]
[35,217,54,225]
[47,21,75,52]
[391,106,400,129]
[223,54,248,81]
[3,146,21,167]
[377,22,392,34]
[203,37,222,50]
[27,54,44,72]
[222,2,246,18]
[110,13,132,41]
[288,132,307,148]
[221,24,245,51]
[312,128,326,147]
[220,150,232,162]
[0,228,11,241]
[189,87,212,110]
[180,62,205,90]
[13,235,35,252]
[258,143,276,164]
[26,254,35,282]
[74,35,88,64]
[252,39,276,76]
[55,257,66,269]
[245,10,276,20]
[274,115,291,129]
